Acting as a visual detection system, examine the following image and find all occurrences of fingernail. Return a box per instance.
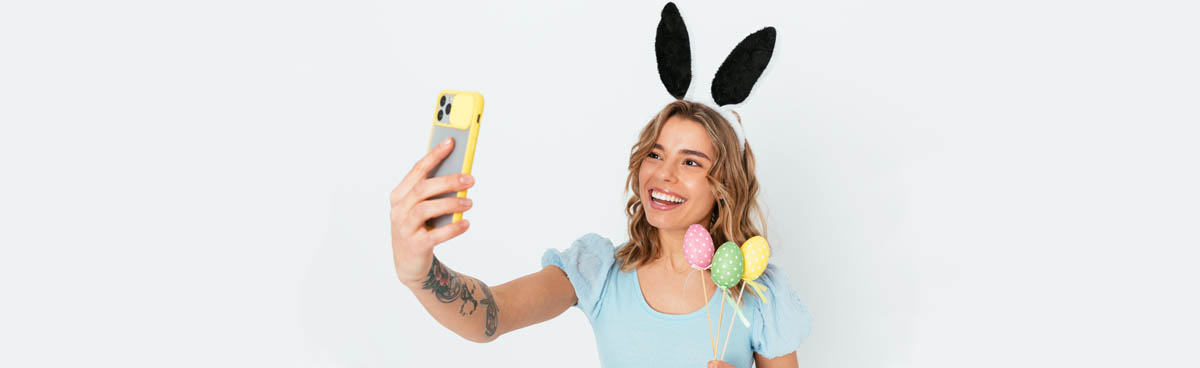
[459,175,474,185]
[459,198,472,206]
[442,137,453,146]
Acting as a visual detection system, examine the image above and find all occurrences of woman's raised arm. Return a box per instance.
[399,259,577,342]
[390,137,577,342]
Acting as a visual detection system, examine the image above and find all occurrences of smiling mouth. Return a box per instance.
[648,188,687,209]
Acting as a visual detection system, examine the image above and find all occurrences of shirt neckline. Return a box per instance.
[632,267,724,321]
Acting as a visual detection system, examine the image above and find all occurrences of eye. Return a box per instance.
[648,152,661,160]
[685,159,701,167]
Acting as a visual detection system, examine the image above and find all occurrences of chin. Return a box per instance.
[645,211,699,232]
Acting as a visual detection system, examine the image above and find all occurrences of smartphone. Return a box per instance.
[425,90,484,230]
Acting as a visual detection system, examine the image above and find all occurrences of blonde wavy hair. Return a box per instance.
[618,100,767,279]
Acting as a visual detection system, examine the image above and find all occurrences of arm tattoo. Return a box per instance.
[421,256,476,311]
[478,280,499,337]
[421,256,500,337]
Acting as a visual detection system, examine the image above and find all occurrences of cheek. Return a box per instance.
[685,176,714,203]
[638,164,654,187]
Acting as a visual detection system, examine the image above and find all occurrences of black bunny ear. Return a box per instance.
[711,27,776,106]
[655,2,692,99]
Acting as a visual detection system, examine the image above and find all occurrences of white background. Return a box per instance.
[2,0,1198,367]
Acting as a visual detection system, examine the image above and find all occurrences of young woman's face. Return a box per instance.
[639,115,718,232]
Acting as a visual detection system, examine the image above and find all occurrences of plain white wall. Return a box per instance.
[2,0,1198,367]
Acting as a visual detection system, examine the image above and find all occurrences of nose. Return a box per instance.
[654,160,679,183]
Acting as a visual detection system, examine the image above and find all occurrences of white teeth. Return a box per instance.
[651,190,685,204]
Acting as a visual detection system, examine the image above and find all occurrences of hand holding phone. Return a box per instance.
[387,89,483,285]
[388,138,474,285]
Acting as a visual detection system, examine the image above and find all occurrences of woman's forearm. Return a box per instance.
[402,256,500,343]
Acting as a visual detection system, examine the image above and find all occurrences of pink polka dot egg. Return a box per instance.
[682,224,715,270]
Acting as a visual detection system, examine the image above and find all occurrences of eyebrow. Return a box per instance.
[652,143,712,162]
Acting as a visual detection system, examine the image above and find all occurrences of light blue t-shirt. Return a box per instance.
[542,233,813,368]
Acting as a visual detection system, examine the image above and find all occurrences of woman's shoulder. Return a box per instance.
[753,264,798,296]
[748,263,814,359]
[540,233,623,320]
[540,233,619,268]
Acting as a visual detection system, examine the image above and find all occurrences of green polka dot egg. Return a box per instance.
[710,241,744,289]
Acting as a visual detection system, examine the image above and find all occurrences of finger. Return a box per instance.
[399,137,455,190]
[423,218,470,248]
[402,196,473,231]
[401,173,474,210]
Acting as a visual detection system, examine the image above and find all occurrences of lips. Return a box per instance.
[647,187,687,211]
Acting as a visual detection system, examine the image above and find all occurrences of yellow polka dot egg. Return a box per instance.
[740,236,770,281]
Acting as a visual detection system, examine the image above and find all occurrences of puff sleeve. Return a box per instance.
[749,263,814,359]
[540,233,616,322]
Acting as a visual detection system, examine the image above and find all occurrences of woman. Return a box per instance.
[389,100,813,367]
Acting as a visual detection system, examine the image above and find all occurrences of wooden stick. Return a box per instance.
[716,288,726,361]
[703,271,715,358]
[720,284,747,361]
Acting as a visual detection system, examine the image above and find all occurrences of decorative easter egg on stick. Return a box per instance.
[740,236,770,281]
[739,235,772,305]
[682,223,719,359]
[710,241,745,289]
[683,224,715,269]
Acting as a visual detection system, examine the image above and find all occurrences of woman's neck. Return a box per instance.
[649,227,692,274]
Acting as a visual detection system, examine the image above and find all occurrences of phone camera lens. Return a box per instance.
[445,103,452,115]
[440,95,446,106]
[437,110,444,121]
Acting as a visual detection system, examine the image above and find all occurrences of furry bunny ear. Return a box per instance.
[711,26,776,106]
[655,2,692,100]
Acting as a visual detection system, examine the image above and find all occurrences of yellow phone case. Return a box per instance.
[424,90,483,230]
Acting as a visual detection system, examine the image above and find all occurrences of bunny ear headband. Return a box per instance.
[655,2,777,153]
